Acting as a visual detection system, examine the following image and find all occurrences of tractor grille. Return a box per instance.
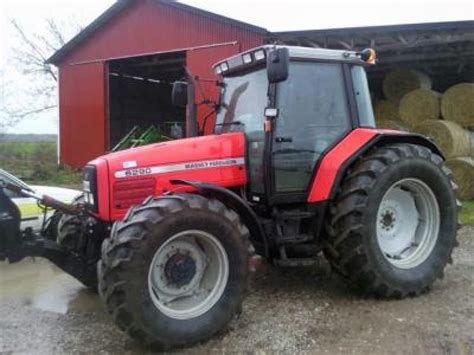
[113,178,155,210]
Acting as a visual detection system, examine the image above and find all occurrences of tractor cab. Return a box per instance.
[211,46,376,204]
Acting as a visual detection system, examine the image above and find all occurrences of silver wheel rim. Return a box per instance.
[376,178,440,269]
[148,230,229,320]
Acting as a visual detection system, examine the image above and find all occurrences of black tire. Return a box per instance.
[57,195,85,252]
[42,210,63,241]
[57,212,82,252]
[57,195,99,289]
[98,193,250,349]
[325,143,459,298]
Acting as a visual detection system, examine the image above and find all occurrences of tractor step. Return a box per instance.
[274,210,315,220]
[274,257,320,267]
[276,233,313,245]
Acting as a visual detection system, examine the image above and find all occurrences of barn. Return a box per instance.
[48,0,474,168]
[47,0,266,167]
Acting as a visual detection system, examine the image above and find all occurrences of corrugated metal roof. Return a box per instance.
[268,20,474,72]
[48,0,473,66]
[47,0,131,64]
[271,20,474,37]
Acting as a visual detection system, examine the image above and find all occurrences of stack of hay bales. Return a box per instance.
[399,89,441,126]
[413,120,473,159]
[374,72,474,200]
[441,83,474,129]
[446,157,474,201]
[375,69,433,130]
[383,69,432,101]
[412,87,474,200]
[374,100,407,130]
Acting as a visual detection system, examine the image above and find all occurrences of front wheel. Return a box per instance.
[98,194,249,349]
[325,143,459,298]
[56,195,101,289]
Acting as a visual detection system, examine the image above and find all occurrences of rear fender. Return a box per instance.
[308,128,444,203]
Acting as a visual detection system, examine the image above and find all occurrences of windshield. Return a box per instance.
[215,68,268,194]
[215,68,268,135]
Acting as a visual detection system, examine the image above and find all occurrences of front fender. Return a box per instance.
[170,179,269,257]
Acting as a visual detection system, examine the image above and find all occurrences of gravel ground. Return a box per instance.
[0,226,473,354]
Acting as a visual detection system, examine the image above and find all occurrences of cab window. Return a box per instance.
[273,62,351,193]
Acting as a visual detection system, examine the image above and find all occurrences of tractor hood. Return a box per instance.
[88,133,247,221]
[103,132,246,175]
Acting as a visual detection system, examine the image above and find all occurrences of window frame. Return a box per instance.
[350,65,376,128]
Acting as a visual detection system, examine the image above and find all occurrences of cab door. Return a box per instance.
[271,62,352,199]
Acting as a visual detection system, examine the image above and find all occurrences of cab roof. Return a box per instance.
[213,45,369,76]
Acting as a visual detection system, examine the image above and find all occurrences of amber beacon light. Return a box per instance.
[359,48,377,64]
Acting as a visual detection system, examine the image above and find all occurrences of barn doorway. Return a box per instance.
[107,51,187,149]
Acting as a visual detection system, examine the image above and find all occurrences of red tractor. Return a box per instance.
[0,46,459,349]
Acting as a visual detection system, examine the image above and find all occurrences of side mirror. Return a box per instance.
[267,48,289,83]
[171,81,188,107]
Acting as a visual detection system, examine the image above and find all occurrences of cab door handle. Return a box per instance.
[275,136,293,143]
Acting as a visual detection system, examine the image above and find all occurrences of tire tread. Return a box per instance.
[98,193,250,349]
[325,143,458,298]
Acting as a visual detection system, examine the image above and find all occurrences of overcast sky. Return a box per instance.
[0,0,472,134]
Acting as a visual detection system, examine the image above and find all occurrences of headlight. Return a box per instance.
[242,53,252,64]
[84,192,95,205]
[253,50,265,61]
[83,165,98,212]
[220,62,229,72]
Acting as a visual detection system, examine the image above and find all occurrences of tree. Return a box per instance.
[0,18,82,133]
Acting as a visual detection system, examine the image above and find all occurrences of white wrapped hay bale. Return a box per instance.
[399,89,441,126]
[441,83,474,129]
[382,69,432,101]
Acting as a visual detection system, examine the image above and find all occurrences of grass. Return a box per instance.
[459,200,474,226]
[0,141,82,189]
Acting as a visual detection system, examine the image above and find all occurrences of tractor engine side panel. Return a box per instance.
[101,133,247,221]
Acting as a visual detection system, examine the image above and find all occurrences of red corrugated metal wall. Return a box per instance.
[58,0,264,167]
[59,63,107,168]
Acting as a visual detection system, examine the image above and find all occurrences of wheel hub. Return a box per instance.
[380,209,396,230]
[164,252,197,287]
[376,178,440,269]
[148,230,229,320]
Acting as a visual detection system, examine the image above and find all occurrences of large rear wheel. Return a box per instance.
[98,194,249,349]
[325,143,459,298]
